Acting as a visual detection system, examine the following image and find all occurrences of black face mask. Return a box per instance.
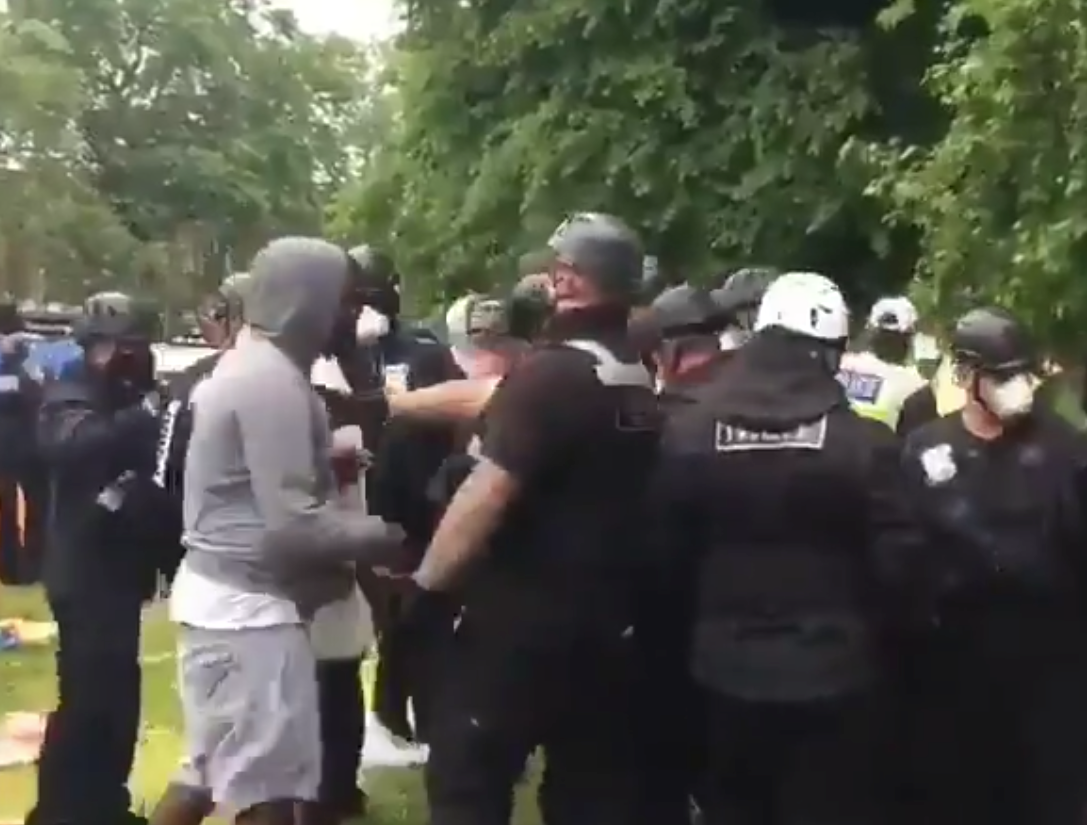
[104,346,154,396]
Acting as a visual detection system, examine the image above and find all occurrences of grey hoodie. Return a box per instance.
[182,237,404,616]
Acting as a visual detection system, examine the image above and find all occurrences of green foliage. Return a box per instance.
[1,0,380,304]
[328,0,901,307]
[874,0,1087,353]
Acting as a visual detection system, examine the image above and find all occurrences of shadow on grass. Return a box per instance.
[0,585,542,824]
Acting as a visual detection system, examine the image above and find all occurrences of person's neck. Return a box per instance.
[669,351,719,383]
[961,402,1005,441]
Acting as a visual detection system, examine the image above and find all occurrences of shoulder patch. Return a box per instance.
[838,369,884,404]
[715,417,828,452]
[919,443,956,485]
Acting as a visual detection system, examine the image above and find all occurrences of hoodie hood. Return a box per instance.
[713,327,848,431]
[245,237,348,367]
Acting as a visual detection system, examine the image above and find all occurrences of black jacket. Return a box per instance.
[37,364,166,598]
[656,330,924,701]
[365,330,463,548]
[903,409,1087,645]
[152,351,223,581]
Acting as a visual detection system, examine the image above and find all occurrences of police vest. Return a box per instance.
[481,338,655,591]
[837,352,926,428]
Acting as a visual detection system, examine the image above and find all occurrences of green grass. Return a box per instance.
[0,585,541,824]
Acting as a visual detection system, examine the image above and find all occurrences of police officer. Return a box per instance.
[709,266,777,351]
[653,272,922,825]
[415,212,659,825]
[635,284,729,391]
[342,243,455,404]
[839,296,927,430]
[309,249,429,821]
[901,308,1087,825]
[29,292,164,825]
[628,283,730,825]
[0,299,45,585]
[342,244,464,744]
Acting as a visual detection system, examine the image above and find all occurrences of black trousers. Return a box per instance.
[700,690,882,825]
[0,474,43,586]
[631,621,702,825]
[905,631,1087,825]
[315,657,366,813]
[425,615,641,825]
[30,590,142,825]
[373,592,457,744]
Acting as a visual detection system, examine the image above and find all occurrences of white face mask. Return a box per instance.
[980,373,1035,419]
[355,307,390,342]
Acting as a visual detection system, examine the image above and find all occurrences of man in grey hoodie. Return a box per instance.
[163,237,405,825]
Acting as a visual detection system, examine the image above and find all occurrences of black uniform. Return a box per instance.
[898,311,1087,825]
[327,246,462,760]
[897,384,939,436]
[655,327,922,825]
[423,214,656,825]
[629,283,731,824]
[364,328,462,743]
[0,339,46,585]
[901,409,1087,825]
[423,304,659,825]
[29,304,164,825]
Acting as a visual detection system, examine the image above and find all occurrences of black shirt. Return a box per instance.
[367,332,463,546]
[468,306,660,632]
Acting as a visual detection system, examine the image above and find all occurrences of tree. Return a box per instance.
[11,0,376,303]
[330,0,927,308]
[0,14,142,299]
[874,0,1087,352]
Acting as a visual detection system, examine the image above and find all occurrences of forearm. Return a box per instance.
[390,378,498,422]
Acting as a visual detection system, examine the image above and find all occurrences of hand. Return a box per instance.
[357,519,409,567]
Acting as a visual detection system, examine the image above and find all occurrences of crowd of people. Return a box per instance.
[3,211,1087,825]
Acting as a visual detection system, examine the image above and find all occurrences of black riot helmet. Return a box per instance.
[629,284,722,355]
[547,212,644,302]
[650,284,721,337]
[710,267,779,329]
[951,307,1034,375]
[78,291,158,343]
[347,244,400,318]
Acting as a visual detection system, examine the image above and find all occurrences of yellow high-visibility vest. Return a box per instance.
[838,352,927,428]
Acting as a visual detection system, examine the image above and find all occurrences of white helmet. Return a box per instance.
[754,271,849,342]
[867,295,918,333]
